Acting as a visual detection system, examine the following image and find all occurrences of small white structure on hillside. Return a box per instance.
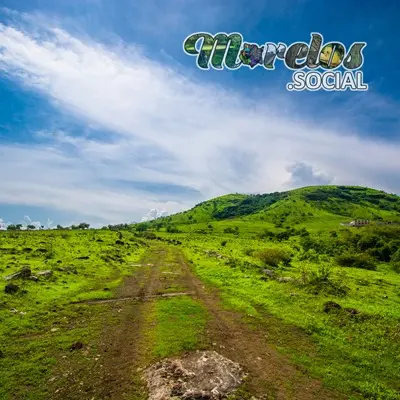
[340,220,370,227]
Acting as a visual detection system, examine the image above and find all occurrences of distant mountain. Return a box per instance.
[149,186,400,226]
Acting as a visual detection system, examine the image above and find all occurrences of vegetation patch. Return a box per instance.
[145,296,208,359]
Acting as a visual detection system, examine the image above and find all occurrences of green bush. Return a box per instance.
[304,264,349,296]
[336,253,376,270]
[223,226,239,234]
[392,262,400,273]
[391,249,400,263]
[254,248,291,267]
[166,225,180,233]
[243,248,254,256]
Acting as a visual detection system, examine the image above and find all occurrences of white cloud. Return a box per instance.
[285,162,333,187]
[141,208,168,222]
[0,15,400,224]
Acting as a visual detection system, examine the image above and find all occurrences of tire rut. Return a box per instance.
[50,247,168,400]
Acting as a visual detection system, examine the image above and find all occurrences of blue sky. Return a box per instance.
[0,0,399,228]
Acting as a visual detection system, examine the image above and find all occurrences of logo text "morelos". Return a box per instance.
[183,32,368,91]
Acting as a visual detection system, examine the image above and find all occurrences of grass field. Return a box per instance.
[1,186,400,399]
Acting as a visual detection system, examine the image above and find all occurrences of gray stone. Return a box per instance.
[37,270,53,278]
[262,269,275,278]
[143,351,245,400]
[4,266,31,281]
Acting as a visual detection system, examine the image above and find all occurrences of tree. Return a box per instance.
[78,222,90,230]
[136,223,149,232]
[56,225,64,230]
[27,225,36,230]
[6,224,16,231]
[15,224,23,231]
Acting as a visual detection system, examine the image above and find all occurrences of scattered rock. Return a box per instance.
[37,270,53,278]
[143,351,245,400]
[57,266,78,275]
[204,250,228,260]
[276,277,293,283]
[10,308,25,315]
[4,283,20,294]
[323,301,342,313]
[4,266,31,281]
[262,269,275,278]
[29,276,39,282]
[344,307,360,316]
[70,342,85,351]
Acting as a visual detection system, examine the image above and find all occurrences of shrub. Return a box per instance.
[305,264,349,296]
[259,229,275,239]
[336,253,376,270]
[143,232,157,239]
[223,226,239,234]
[391,249,400,263]
[299,249,320,262]
[166,225,180,233]
[275,231,291,241]
[356,234,381,251]
[392,262,400,273]
[220,240,227,247]
[243,248,254,256]
[254,248,291,267]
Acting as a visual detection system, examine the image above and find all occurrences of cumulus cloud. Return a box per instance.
[141,208,168,222]
[0,218,6,230]
[0,14,399,224]
[285,162,333,187]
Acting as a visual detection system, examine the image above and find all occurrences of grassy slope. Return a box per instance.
[158,194,248,225]
[149,186,400,230]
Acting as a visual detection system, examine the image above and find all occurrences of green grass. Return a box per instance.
[172,227,400,399]
[0,229,146,399]
[145,296,208,359]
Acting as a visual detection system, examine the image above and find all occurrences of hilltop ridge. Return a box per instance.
[148,185,400,226]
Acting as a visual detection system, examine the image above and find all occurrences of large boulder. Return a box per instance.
[143,351,245,400]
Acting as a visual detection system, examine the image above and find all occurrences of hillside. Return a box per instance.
[2,186,400,399]
[150,186,400,227]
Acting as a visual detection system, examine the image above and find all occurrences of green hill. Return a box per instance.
[149,185,400,228]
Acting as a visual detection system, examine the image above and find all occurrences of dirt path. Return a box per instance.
[50,248,168,400]
[50,245,344,400]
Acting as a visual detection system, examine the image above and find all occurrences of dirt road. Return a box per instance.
[50,246,344,400]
